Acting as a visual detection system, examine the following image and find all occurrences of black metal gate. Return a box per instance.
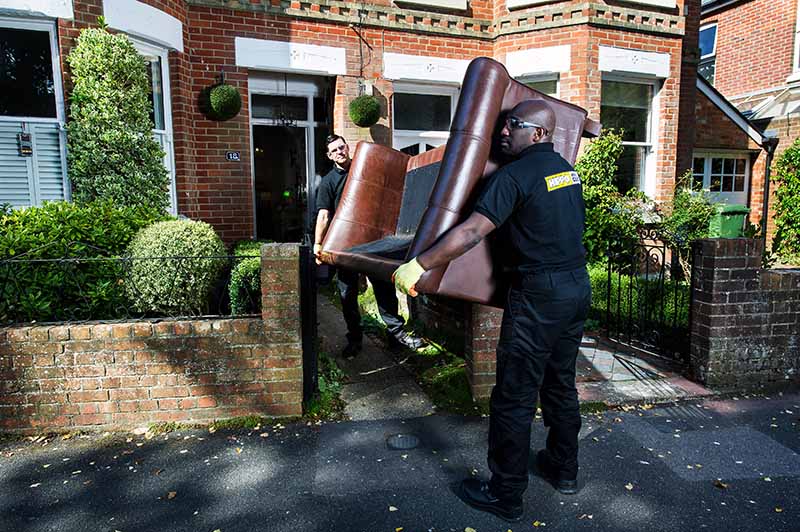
[602,237,692,363]
[299,243,318,402]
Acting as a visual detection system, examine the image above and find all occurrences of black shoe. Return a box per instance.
[388,331,427,350]
[459,478,522,522]
[341,341,362,359]
[536,450,579,495]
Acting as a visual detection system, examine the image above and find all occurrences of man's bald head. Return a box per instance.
[512,100,556,141]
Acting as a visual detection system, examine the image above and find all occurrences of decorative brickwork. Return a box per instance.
[0,244,304,434]
[690,238,800,388]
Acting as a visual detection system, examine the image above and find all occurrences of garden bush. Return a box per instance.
[771,138,800,258]
[229,240,265,315]
[125,219,226,315]
[576,130,653,263]
[0,200,166,323]
[67,22,170,211]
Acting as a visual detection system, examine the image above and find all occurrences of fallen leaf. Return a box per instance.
[714,479,728,489]
[763,477,772,482]
[260,433,269,438]
[208,426,217,434]
[775,507,783,513]
[533,520,546,527]
[167,491,177,500]
[465,528,476,532]
[396,528,403,532]
[29,483,41,488]
[389,506,398,512]
[152,468,163,476]
[625,483,634,491]
[236,448,242,454]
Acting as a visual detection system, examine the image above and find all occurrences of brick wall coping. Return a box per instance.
[189,0,685,39]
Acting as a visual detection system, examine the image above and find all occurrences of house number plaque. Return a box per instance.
[17,133,33,157]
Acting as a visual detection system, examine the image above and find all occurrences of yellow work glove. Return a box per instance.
[392,258,425,297]
[313,243,323,265]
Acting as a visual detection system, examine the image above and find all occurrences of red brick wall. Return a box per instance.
[690,238,800,387]
[702,0,797,99]
[0,243,304,434]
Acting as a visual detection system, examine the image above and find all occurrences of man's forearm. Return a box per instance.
[417,225,485,271]
[314,210,330,245]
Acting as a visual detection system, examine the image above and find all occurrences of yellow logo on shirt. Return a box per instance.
[545,171,581,192]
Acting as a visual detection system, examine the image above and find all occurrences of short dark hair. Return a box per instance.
[325,134,346,148]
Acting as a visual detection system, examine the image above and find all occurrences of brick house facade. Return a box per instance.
[697,0,800,243]
[2,0,714,245]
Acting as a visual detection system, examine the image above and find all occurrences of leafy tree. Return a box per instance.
[771,138,800,258]
[66,22,169,211]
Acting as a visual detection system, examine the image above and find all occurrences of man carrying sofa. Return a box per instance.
[315,134,427,359]
[394,100,591,522]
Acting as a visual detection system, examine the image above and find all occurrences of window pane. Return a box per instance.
[721,175,733,192]
[601,81,651,109]
[736,159,747,174]
[700,26,717,57]
[0,27,56,118]
[394,93,451,131]
[734,174,745,191]
[710,176,722,191]
[615,145,647,193]
[693,157,705,174]
[723,158,734,174]
[600,105,649,142]
[523,79,557,96]
[252,95,308,121]
[698,59,715,85]
[143,56,165,130]
[711,158,723,174]
[313,96,329,124]
[400,144,420,156]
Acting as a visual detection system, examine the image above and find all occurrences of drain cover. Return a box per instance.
[386,433,419,450]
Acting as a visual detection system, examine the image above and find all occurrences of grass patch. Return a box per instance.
[579,401,609,414]
[305,349,347,421]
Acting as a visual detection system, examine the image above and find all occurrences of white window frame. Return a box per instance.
[130,37,177,215]
[516,73,560,98]
[692,151,751,205]
[392,82,459,154]
[601,74,661,197]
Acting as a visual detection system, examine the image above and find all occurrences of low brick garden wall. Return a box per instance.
[0,243,303,434]
[690,238,800,387]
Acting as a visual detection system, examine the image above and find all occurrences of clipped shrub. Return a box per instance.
[349,94,381,127]
[771,138,800,258]
[66,24,170,211]
[125,219,226,315]
[229,240,264,315]
[0,200,167,323]
[200,83,242,121]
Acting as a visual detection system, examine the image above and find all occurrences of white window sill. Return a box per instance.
[394,0,467,10]
[786,71,800,84]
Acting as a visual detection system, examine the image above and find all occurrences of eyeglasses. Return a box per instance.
[505,116,547,133]
[327,144,347,155]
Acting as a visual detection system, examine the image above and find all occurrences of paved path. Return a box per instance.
[1,394,798,531]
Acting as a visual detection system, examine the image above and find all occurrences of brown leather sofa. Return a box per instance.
[320,57,600,307]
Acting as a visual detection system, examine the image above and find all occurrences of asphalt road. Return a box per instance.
[1,393,798,532]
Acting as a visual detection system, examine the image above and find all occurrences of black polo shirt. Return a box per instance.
[315,166,348,217]
[474,142,586,275]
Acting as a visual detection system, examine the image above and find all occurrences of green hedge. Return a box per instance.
[125,219,226,315]
[0,201,167,323]
[229,240,266,315]
[588,263,690,331]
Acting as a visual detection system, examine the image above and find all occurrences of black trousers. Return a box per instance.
[488,266,591,504]
[336,268,405,343]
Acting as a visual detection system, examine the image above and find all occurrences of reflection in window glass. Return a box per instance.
[252,95,308,121]
[600,81,651,143]
[693,157,705,190]
[523,79,558,96]
[394,93,451,131]
[143,56,165,130]
[699,25,717,84]
[0,27,56,118]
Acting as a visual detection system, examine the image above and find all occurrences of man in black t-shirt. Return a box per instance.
[394,101,591,522]
[314,134,426,358]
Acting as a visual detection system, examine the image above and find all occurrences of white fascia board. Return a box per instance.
[599,46,670,78]
[103,0,183,53]
[506,45,570,77]
[697,77,766,146]
[235,38,347,76]
[506,0,554,9]
[617,0,676,8]
[383,52,470,84]
[395,0,466,10]
[0,0,73,19]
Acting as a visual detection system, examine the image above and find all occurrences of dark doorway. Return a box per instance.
[253,125,308,242]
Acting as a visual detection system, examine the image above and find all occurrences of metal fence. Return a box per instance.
[597,233,692,363]
[0,252,261,325]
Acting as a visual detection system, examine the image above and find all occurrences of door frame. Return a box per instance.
[248,73,330,239]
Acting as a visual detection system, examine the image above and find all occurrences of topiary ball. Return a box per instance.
[124,219,226,315]
[349,94,381,127]
[201,83,242,121]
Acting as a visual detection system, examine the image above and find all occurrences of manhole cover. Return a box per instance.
[386,433,419,450]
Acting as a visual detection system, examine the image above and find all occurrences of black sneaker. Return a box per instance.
[459,478,522,522]
[341,341,362,359]
[536,449,579,495]
[388,331,427,350]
